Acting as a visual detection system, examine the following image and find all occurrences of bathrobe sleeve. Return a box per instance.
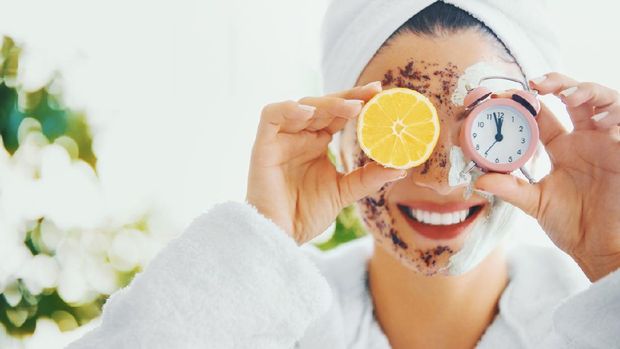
[543,267,620,348]
[66,201,333,349]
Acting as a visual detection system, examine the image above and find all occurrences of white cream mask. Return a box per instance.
[442,144,517,275]
[448,145,471,187]
[446,196,516,275]
[451,61,522,107]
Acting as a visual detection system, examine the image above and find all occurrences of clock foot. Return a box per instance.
[459,161,477,178]
[519,166,536,184]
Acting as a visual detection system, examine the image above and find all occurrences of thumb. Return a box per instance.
[338,162,407,207]
[474,173,541,218]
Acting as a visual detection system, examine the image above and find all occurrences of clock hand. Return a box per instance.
[493,112,504,142]
[497,115,504,139]
[484,140,498,157]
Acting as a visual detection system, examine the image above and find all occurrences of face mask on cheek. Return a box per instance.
[440,145,518,275]
[445,195,517,275]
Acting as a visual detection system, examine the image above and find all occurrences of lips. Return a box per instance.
[397,201,485,240]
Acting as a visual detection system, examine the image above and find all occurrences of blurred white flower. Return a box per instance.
[17,254,60,296]
[2,281,22,307]
[0,239,32,291]
[39,219,63,253]
[56,250,98,305]
[38,144,105,230]
[108,228,147,272]
[83,256,119,295]
[0,103,172,345]
[0,322,22,349]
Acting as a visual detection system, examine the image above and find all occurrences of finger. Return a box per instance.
[277,131,333,163]
[321,82,383,135]
[322,81,384,134]
[337,162,406,208]
[536,100,568,147]
[591,104,620,130]
[559,82,619,131]
[529,72,589,129]
[474,172,542,218]
[327,81,383,101]
[528,72,578,96]
[257,101,317,141]
[297,96,363,131]
[325,116,350,135]
[529,72,619,130]
[558,82,619,110]
[284,81,382,134]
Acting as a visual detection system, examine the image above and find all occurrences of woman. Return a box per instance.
[69,1,620,348]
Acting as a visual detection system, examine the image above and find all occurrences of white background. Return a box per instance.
[0,0,618,241]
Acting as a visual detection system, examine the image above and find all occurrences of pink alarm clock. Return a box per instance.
[459,76,541,183]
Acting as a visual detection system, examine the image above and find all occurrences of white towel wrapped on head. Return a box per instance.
[320,0,562,93]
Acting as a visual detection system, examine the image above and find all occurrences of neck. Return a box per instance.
[368,244,508,349]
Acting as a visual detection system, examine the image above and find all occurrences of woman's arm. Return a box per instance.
[67,201,332,349]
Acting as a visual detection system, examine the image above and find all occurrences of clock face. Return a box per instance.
[469,105,531,165]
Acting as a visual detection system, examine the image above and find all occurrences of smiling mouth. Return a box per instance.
[396,203,485,240]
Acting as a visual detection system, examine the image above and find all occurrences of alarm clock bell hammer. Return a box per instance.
[459,76,541,184]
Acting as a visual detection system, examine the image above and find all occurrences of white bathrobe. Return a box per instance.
[67,201,620,348]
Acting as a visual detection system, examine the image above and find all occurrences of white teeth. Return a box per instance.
[406,207,474,225]
[452,212,460,223]
[423,211,431,223]
[441,213,453,225]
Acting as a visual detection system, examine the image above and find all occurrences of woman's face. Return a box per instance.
[339,29,523,275]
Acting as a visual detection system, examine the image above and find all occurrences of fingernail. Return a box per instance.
[591,111,609,122]
[298,104,316,114]
[397,170,408,179]
[344,99,364,107]
[530,75,547,84]
[386,170,407,182]
[473,187,493,195]
[364,81,382,91]
[560,86,578,97]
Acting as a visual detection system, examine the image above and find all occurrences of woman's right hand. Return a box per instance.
[246,82,407,244]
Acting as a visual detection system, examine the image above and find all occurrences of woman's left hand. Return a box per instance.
[475,72,620,282]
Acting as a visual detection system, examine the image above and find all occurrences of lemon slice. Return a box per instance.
[357,88,439,169]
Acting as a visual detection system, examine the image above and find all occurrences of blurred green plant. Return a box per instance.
[0,36,162,343]
[314,205,367,251]
[0,36,96,166]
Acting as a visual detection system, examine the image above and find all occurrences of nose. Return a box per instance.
[409,147,455,195]
[409,130,468,196]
